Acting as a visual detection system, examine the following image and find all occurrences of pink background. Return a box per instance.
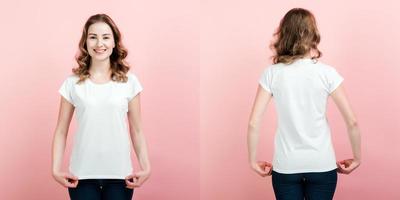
[0,0,399,200]
[200,0,400,200]
[0,0,199,199]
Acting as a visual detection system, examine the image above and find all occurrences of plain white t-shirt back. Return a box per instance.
[58,72,143,179]
[259,58,344,174]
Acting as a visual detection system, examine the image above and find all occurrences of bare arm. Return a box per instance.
[125,94,151,188]
[331,84,361,174]
[51,97,78,187]
[247,85,273,177]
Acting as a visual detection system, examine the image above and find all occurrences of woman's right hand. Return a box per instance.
[52,171,79,188]
[251,161,272,177]
[336,159,361,174]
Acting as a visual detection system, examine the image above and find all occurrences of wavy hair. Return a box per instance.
[271,8,322,64]
[72,14,130,84]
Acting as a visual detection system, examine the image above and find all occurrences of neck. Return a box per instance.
[89,58,111,76]
[305,49,318,59]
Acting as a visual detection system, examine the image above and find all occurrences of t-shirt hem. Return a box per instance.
[258,81,272,94]
[127,87,143,102]
[329,77,344,94]
[272,166,337,174]
[76,175,130,180]
[58,89,75,106]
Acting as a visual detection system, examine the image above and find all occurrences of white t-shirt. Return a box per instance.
[58,72,143,179]
[259,58,343,174]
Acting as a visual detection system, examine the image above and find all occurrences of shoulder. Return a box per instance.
[313,60,339,73]
[126,72,141,83]
[261,63,285,75]
[126,72,139,79]
[125,72,143,89]
[61,74,79,84]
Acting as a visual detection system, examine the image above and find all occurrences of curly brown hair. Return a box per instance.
[72,14,130,84]
[271,8,322,64]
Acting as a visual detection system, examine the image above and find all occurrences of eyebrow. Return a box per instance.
[88,33,112,36]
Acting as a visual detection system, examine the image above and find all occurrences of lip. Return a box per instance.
[94,49,107,53]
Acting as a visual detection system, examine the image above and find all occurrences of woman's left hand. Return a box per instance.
[336,159,361,174]
[125,170,151,189]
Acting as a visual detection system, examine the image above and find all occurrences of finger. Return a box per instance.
[337,161,346,170]
[125,179,135,189]
[70,180,79,187]
[257,161,267,165]
[338,160,346,165]
[125,174,134,180]
[133,176,149,187]
[125,178,135,186]
[342,159,353,167]
[336,164,346,174]
[64,180,77,188]
[339,164,354,174]
[126,183,135,189]
[65,176,79,185]
[132,180,142,188]
[341,169,351,174]
[64,181,78,188]
[345,163,358,172]
[125,174,135,184]
[132,173,141,179]
[347,160,355,167]
[256,169,268,177]
[125,182,134,189]
[268,165,273,173]
[266,168,272,176]
[65,174,79,180]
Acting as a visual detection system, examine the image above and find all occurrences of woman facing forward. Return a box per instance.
[247,8,361,200]
[52,14,150,200]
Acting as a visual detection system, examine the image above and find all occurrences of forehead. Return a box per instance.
[87,22,113,34]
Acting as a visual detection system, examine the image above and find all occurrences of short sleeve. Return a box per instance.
[127,73,143,101]
[58,76,75,106]
[258,67,273,94]
[325,67,344,94]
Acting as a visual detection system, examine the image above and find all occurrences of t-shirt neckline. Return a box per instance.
[296,57,318,64]
[87,78,113,86]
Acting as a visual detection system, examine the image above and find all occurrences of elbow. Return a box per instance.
[347,120,359,129]
[248,119,260,130]
[130,128,143,137]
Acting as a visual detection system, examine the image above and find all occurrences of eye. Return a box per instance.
[89,36,96,39]
[104,37,110,39]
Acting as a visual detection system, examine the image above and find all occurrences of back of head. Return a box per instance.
[271,8,321,64]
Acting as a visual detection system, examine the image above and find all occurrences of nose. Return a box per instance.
[95,39,104,47]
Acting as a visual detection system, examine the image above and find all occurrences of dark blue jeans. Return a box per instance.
[272,169,337,200]
[68,179,134,200]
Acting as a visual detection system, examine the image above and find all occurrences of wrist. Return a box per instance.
[141,168,151,174]
[249,161,258,168]
[52,168,61,175]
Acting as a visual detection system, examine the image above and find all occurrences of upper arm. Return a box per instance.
[55,96,75,133]
[330,84,357,127]
[249,85,273,126]
[127,94,142,134]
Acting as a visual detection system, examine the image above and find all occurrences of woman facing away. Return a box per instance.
[52,14,151,200]
[247,8,361,200]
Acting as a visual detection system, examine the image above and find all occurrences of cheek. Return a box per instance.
[86,40,96,49]
[106,40,115,48]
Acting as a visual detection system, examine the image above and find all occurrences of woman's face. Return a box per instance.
[86,22,115,61]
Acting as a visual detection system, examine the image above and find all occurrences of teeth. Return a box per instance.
[95,49,106,52]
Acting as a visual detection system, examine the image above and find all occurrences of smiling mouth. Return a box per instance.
[94,49,107,53]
